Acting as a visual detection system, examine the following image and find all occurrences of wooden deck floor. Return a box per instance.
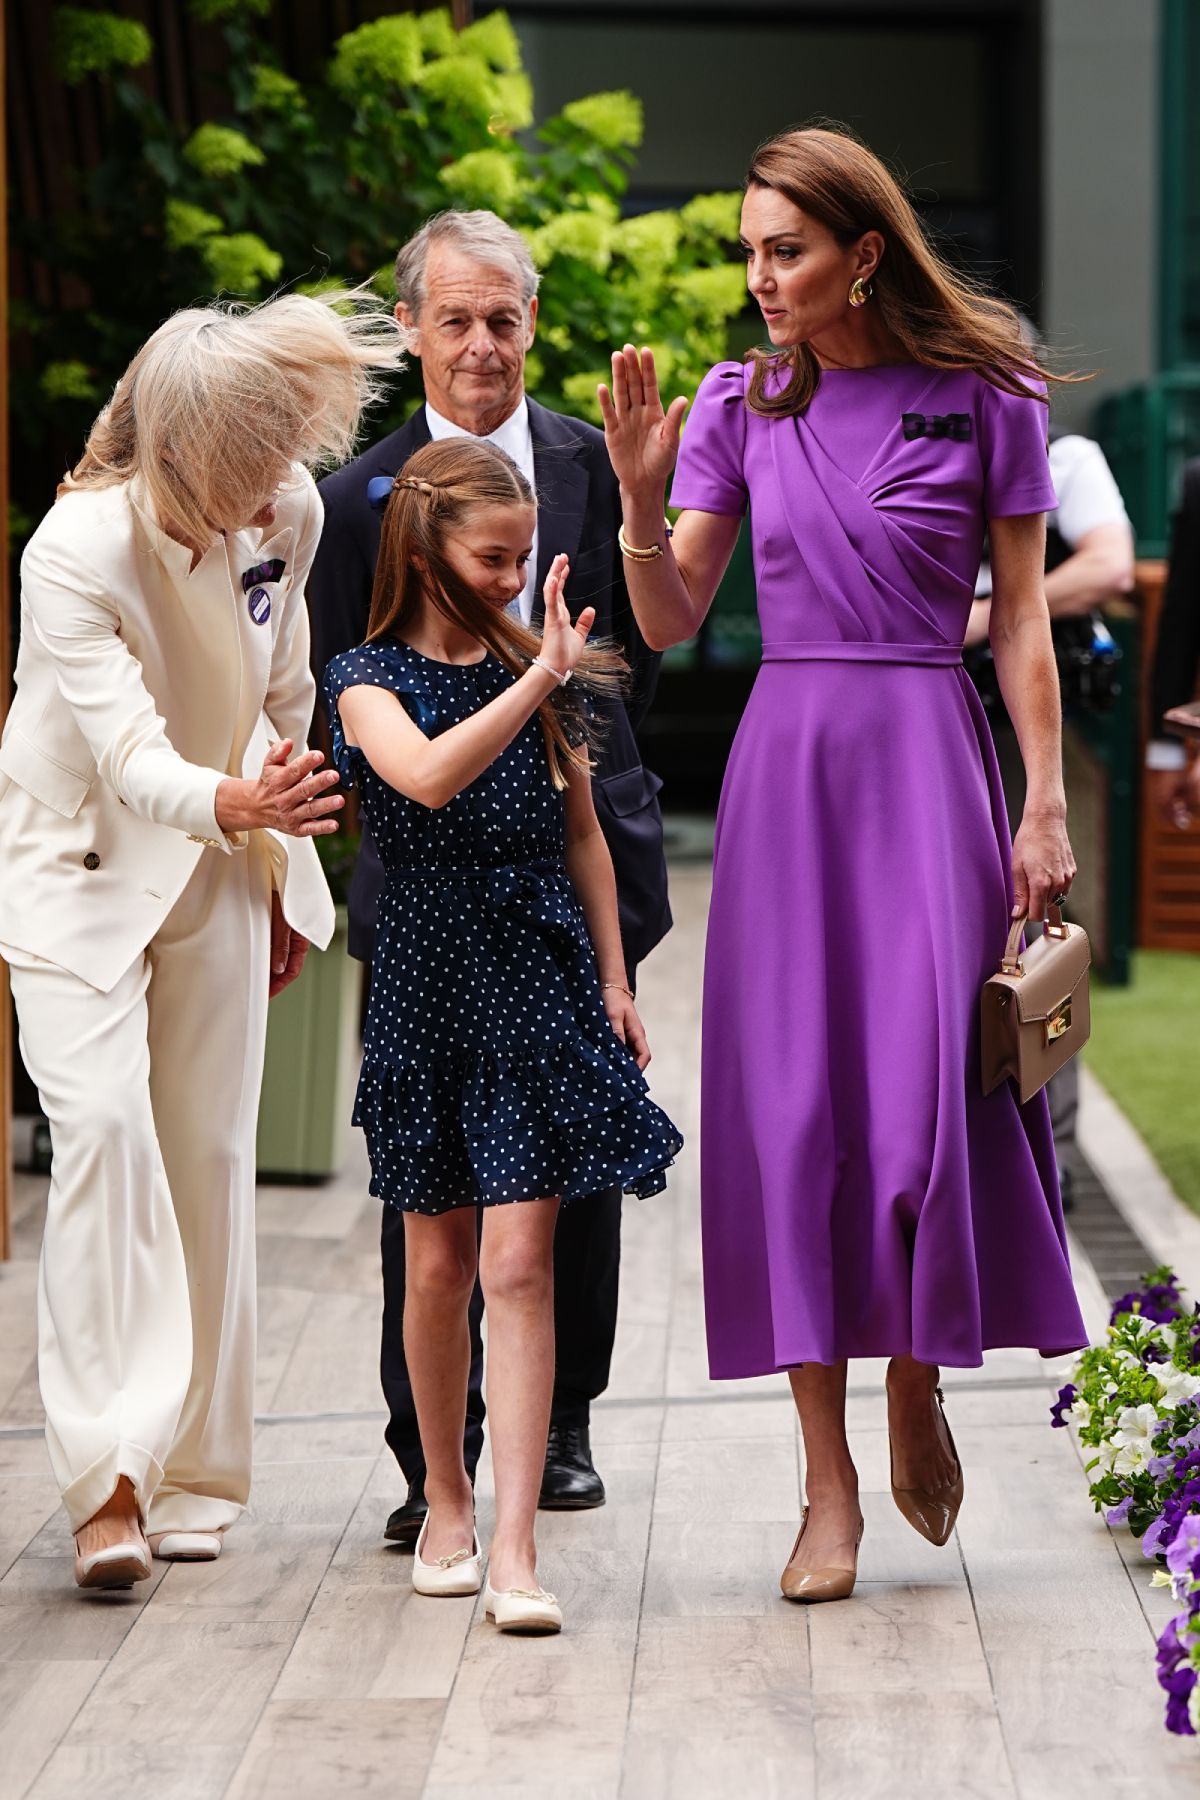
[1,866,1195,1798]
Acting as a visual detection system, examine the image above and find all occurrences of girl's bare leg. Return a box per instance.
[402,1207,479,1561]
[786,1362,863,1569]
[478,1196,560,1593]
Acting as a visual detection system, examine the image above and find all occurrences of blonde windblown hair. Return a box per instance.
[60,288,407,546]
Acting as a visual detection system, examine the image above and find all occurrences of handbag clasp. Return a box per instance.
[1045,997,1072,1043]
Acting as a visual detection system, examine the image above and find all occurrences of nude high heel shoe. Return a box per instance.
[889,1384,964,1546]
[779,1506,863,1603]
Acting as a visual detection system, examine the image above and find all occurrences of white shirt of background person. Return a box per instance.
[969,433,1135,644]
[425,399,538,626]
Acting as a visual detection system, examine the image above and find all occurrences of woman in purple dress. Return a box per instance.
[598,127,1088,1603]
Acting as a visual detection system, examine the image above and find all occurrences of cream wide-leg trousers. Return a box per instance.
[5,841,272,1534]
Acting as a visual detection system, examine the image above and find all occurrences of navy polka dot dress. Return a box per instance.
[322,639,683,1215]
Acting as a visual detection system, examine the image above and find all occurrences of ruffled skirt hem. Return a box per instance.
[354,1039,682,1214]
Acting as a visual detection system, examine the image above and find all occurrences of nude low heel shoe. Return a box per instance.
[147,1531,223,1562]
[411,1519,483,1597]
[74,1539,152,1590]
[889,1384,965,1547]
[484,1582,563,1634]
[779,1507,863,1604]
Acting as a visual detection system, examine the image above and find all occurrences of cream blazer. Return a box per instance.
[0,465,335,992]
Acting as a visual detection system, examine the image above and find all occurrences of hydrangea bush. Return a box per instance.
[1050,1267,1200,1735]
[14,3,744,541]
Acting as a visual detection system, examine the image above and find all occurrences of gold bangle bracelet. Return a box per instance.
[618,522,672,562]
[601,980,635,1000]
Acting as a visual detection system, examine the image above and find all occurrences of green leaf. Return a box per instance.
[558,91,643,151]
[202,231,284,293]
[40,359,98,402]
[53,7,152,85]
[330,17,423,95]
[183,123,266,178]
[164,199,224,251]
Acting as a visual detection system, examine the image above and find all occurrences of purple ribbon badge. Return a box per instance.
[241,557,287,628]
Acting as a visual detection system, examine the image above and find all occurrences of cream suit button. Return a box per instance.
[83,852,100,871]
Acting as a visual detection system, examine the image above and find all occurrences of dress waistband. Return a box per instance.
[760,641,963,668]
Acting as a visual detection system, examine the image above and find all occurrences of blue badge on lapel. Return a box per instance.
[241,557,287,627]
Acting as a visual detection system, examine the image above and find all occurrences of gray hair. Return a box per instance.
[394,211,540,317]
[61,287,406,544]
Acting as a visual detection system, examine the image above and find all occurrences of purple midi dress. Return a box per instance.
[670,359,1089,1379]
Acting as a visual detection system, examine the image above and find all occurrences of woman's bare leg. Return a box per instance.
[402,1208,479,1561]
[886,1355,959,1490]
[478,1196,560,1594]
[786,1362,863,1570]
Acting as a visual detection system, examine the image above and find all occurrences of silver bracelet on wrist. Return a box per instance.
[532,655,571,687]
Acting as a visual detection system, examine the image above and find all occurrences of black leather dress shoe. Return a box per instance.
[383,1472,428,1545]
[538,1422,605,1510]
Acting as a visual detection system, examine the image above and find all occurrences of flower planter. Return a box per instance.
[255,904,362,1180]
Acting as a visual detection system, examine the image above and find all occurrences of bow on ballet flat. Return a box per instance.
[901,412,972,442]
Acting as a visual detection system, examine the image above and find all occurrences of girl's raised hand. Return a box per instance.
[597,344,689,495]
[539,553,596,677]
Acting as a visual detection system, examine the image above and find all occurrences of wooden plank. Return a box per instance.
[272,1459,474,1704]
[0,1661,106,1800]
[224,1699,444,1800]
[952,1420,1198,1792]
[0,1552,170,1662]
[420,1439,658,1795]
[621,1615,813,1800]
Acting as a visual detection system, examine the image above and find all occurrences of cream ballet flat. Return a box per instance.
[74,1540,152,1590]
[484,1581,563,1634]
[147,1531,223,1562]
[412,1518,483,1597]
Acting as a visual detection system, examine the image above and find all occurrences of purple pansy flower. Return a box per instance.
[1049,1383,1076,1428]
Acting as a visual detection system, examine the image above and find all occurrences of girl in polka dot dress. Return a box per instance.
[322,437,681,1633]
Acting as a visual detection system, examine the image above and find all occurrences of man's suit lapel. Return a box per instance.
[529,401,588,628]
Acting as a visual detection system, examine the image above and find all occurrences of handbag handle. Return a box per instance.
[1000,902,1068,976]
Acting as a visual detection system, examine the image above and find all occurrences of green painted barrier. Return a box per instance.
[255,904,363,1180]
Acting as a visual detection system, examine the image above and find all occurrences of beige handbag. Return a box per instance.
[980,904,1091,1104]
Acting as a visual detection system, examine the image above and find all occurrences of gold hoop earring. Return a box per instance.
[848,277,872,308]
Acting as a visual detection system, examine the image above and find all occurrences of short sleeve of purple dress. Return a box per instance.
[671,358,1086,1377]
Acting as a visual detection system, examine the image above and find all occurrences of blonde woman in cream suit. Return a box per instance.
[0,290,404,1589]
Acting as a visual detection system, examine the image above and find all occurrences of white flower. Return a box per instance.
[1190,1681,1200,1733]
[1105,1403,1166,1475]
[1151,1569,1173,1588]
[1125,1315,1161,1340]
[1158,1368,1200,1407]
[1073,1398,1092,1429]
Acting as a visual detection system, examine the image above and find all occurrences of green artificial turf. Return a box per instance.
[1085,950,1200,1213]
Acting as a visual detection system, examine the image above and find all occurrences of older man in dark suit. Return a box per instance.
[307,209,670,1541]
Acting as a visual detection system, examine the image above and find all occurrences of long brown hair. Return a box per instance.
[368,436,626,790]
[744,126,1081,418]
